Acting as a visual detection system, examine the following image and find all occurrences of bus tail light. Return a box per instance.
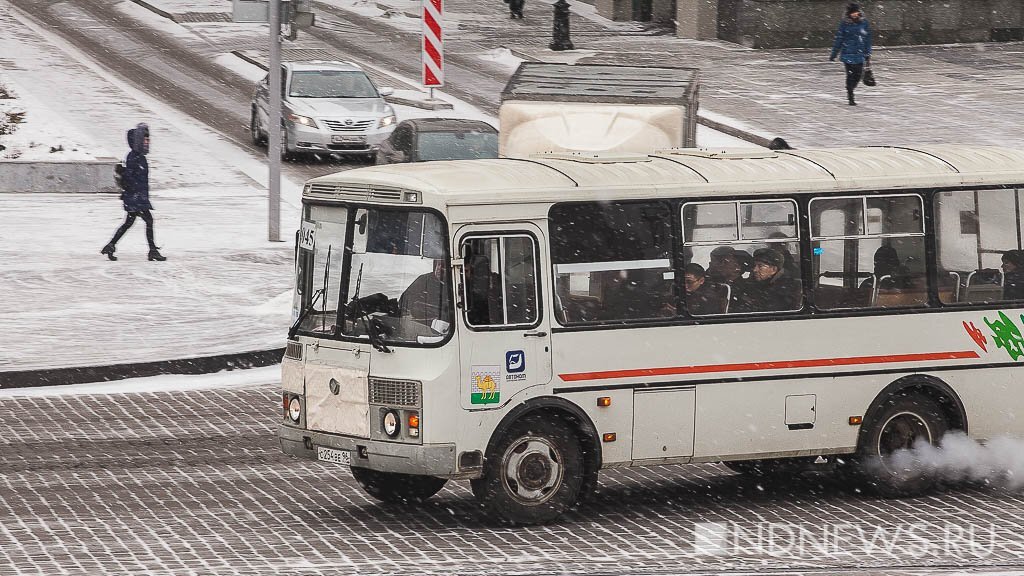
[407,412,420,437]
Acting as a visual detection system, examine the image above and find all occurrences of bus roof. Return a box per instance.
[303,145,1024,206]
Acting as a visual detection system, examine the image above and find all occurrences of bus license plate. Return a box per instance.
[332,135,365,144]
[316,446,351,465]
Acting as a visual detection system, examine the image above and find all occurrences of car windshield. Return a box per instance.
[415,130,499,161]
[288,70,379,98]
[292,204,452,345]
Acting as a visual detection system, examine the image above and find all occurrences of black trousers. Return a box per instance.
[110,209,157,250]
[845,63,864,93]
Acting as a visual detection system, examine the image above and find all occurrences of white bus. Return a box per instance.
[279,145,1024,525]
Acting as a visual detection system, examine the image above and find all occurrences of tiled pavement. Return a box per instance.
[3,385,1024,574]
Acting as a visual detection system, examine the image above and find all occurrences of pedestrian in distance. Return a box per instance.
[829,3,872,106]
[101,123,166,262]
[507,0,524,19]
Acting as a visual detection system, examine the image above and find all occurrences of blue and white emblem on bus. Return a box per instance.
[506,350,525,373]
[471,365,501,405]
[505,350,527,382]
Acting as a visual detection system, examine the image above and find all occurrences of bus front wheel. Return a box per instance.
[350,467,448,504]
[854,393,948,497]
[472,415,583,525]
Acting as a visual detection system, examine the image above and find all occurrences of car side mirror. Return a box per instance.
[379,87,395,97]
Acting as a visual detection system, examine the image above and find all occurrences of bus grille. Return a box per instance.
[306,183,404,202]
[369,378,421,408]
[284,340,303,360]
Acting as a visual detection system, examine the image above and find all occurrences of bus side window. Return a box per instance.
[935,188,1024,304]
[550,201,674,324]
[461,235,539,328]
[682,199,802,315]
[810,194,926,310]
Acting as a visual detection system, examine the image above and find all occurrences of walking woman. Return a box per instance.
[829,3,872,106]
[101,123,166,261]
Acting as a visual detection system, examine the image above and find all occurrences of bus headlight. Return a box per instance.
[288,396,302,423]
[382,409,400,438]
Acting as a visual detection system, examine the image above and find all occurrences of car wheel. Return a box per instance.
[853,393,948,497]
[350,467,448,504]
[472,415,583,525]
[250,109,266,146]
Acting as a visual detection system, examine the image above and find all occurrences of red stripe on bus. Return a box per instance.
[557,351,982,382]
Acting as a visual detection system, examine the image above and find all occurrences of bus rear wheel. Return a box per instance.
[854,393,948,497]
[472,415,583,525]
[350,467,448,504]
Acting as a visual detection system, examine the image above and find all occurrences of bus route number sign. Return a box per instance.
[299,221,316,251]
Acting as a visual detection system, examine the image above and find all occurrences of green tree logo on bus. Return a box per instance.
[978,312,1024,361]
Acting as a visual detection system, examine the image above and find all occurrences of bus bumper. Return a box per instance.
[278,424,463,478]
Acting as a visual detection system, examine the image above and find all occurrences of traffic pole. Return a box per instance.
[267,0,282,242]
[422,0,444,91]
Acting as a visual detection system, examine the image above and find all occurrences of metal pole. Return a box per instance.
[267,0,282,242]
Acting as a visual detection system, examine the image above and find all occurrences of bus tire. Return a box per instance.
[854,393,948,497]
[472,415,583,525]
[350,467,448,504]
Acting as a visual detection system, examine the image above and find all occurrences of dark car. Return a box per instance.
[376,118,499,164]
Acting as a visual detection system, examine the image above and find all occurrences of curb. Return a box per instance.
[0,159,121,194]
[127,0,174,20]
[0,348,285,389]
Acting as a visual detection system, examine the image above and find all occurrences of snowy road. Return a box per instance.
[2,370,1024,575]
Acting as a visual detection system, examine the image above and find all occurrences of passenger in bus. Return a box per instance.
[465,253,503,325]
[683,263,722,315]
[707,246,748,286]
[1002,250,1024,300]
[859,246,912,302]
[398,258,451,329]
[731,248,802,312]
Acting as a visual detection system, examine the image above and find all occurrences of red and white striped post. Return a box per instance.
[422,0,444,95]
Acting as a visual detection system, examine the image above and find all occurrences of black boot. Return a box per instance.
[847,91,857,106]
[101,244,117,261]
[148,248,167,262]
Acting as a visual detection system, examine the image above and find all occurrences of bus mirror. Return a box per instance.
[355,212,368,235]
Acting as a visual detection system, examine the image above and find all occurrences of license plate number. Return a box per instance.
[332,135,365,144]
[316,446,351,465]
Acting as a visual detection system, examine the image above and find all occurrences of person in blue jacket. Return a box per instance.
[101,123,166,261]
[829,3,872,106]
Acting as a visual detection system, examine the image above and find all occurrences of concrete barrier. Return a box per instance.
[0,159,121,193]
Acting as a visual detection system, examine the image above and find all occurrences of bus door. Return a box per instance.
[455,224,552,410]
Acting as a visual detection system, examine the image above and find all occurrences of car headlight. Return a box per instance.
[288,396,302,423]
[287,113,318,128]
[379,114,396,128]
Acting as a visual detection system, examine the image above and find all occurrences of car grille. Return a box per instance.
[323,119,374,132]
[369,378,421,408]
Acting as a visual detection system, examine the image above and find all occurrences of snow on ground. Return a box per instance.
[0,75,102,160]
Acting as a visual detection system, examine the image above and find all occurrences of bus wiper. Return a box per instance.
[287,287,324,339]
[349,264,391,353]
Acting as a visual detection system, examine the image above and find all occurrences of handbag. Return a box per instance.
[862,62,877,87]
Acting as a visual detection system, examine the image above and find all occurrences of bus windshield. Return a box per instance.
[291,204,452,345]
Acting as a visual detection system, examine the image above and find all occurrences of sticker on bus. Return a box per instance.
[505,350,527,382]
[298,220,316,251]
[471,365,501,404]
